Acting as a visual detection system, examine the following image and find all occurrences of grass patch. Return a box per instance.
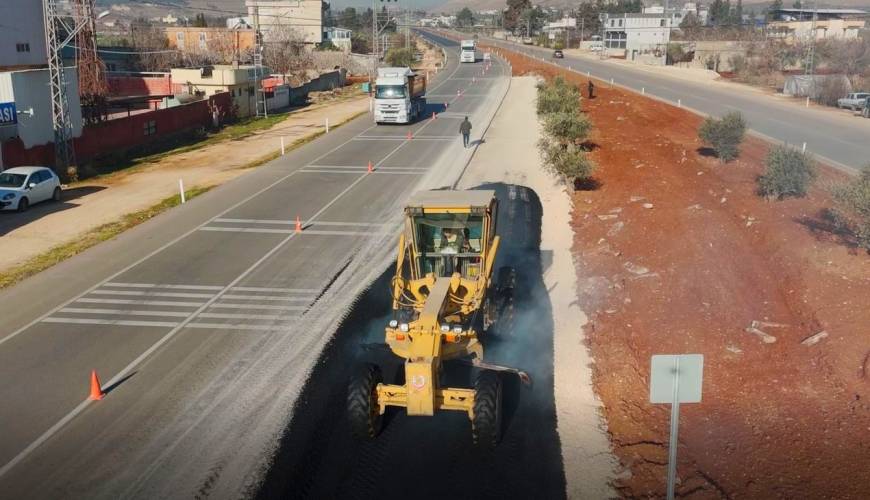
[0,185,212,290]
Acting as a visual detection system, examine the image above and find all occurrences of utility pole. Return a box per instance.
[75,0,107,125]
[253,6,267,118]
[43,0,105,175]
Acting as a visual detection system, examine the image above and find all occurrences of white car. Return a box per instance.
[837,92,870,111]
[0,166,62,212]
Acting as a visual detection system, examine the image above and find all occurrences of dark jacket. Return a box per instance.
[459,120,472,135]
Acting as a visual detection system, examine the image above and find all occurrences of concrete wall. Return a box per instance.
[0,0,48,70]
[672,41,751,72]
[1,92,233,168]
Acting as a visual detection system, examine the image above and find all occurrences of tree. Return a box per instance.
[767,0,783,21]
[757,145,817,199]
[339,7,361,31]
[831,166,870,251]
[385,47,415,67]
[518,7,547,36]
[505,0,531,31]
[193,13,207,28]
[698,111,746,162]
[262,25,309,75]
[457,7,475,28]
[543,111,592,145]
[131,25,181,71]
[536,77,581,115]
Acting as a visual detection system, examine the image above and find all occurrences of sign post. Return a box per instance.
[650,354,704,500]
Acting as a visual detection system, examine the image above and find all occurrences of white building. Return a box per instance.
[323,27,352,53]
[603,13,671,64]
[245,0,324,45]
[0,0,48,71]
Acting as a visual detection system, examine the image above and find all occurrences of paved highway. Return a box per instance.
[0,33,509,498]
[481,36,870,173]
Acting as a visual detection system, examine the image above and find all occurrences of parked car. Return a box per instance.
[553,49,564,58]
[590,44,604,52]
[837,92,870,111]
[0,166,62,212]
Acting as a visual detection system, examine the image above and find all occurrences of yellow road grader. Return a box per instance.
[347,190,528,447]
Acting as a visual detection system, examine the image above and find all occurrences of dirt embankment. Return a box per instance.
[494,48,870,498]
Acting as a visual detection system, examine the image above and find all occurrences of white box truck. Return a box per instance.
[373,67,427,124]
[460,40,477,63]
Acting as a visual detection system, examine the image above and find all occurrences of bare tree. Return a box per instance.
[262,25,311,76]
[817,38,870,87]
[131,26,181,71]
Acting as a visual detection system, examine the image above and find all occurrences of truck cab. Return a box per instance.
[460,40,477,63]
[373,67,427,124]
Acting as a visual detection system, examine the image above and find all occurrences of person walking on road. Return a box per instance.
[459,116,472,148]
[587,80,595,99]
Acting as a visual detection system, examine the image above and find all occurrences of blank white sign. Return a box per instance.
[650,354,704,404]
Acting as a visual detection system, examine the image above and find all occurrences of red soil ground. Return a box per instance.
[490,47,870,499]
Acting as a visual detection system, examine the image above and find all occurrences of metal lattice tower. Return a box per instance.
[43,0,77,171]
[253,7,267,118]
[75,0,108,124]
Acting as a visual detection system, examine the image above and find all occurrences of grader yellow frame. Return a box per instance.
[348,190,525,446]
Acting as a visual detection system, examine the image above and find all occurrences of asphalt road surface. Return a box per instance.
[256,183,566,500]
[0,33,509,499]
[482,35,870,173]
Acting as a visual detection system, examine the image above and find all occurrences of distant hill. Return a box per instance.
[432,0,870,14]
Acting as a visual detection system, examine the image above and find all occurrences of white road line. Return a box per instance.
[196,312,300,321]
[74,298,205,307]
[300,169,423,175]
[352,137,453,142]
[201,226,390,236]
[220,294,313,302]
[207,303,307,311]
[89,290,216,299]
[229,286,319,293]
[43,317,179,328]
[305,165,428,170]
[213,219,390,227]
[200,227,293,234]
[103,282,224,291]
[59,308,193,318]
[0,43,469,480]
[185,323,295,332]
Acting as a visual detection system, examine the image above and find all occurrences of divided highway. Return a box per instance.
[483,36,870,173]
[0,33,509,498]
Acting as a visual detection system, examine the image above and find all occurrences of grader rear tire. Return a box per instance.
[348,363,384,439]
[472,370,503,448]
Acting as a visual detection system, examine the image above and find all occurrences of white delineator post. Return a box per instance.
[802,142,807,153]
[326,117,330,133]
[281,137,285,155]
[179,179,186,204]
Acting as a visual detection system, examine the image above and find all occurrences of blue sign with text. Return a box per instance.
[0,102,17,126]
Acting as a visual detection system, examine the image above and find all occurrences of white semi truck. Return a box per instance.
[373,67,427,124]
[460,39,477,63]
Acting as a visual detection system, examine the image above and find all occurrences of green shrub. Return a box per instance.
[543,111,592,145]
[385,48,415,67]
[757,145,817,199]
[536,76,581,115]
[698,111,747,162]
[538,138,595,184]
[831,165,870,250]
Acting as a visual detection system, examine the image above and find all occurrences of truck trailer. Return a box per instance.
[373,67,427,124]
[460,40,477,63]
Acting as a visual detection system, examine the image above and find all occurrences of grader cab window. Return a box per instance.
[414,213,483,278]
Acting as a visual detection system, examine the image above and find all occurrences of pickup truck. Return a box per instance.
[837,92,870,111]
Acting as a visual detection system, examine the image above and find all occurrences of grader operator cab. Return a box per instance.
[347,190,528,447]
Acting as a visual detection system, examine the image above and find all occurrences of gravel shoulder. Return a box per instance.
[458,76,618,499]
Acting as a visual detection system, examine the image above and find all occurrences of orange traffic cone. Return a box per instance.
[432,111,437,120]
[295,216,302,233]
[406,131,412,140]
[89,370,104,401]
[367,161,374,173]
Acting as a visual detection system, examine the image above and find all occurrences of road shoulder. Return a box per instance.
[457,75,618,499]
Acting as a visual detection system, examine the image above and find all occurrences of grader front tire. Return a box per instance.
[471,370,503,448]
[348,363,384,440]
